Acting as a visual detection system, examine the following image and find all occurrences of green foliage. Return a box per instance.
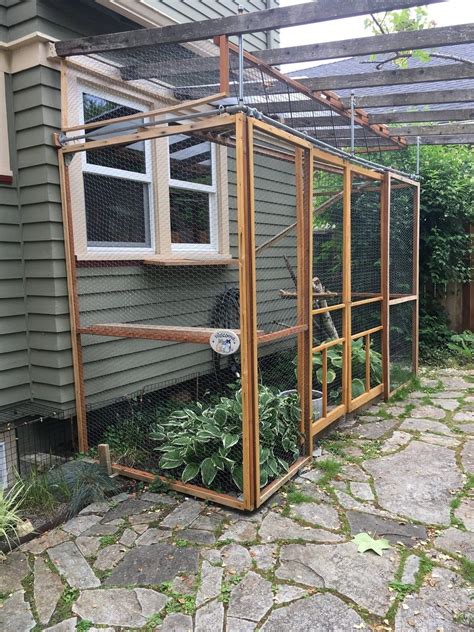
[0,481,26,547]
[21,467,71,514]
[353,532,391,556]
[151,385,302,493]
[286,486,314,505]
[447,331,474,364]
[313,338,382,400]
[219,574,244,604]
[76,620,93,632]
[460,558,474,583]
[389,580,415,598]
[52,461,118,516]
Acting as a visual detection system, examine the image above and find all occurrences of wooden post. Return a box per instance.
[98,444,113,475]
[236,114,258,510]
[58,152,89,453]
[342,165,352,411]
[413,182,421,375]
[296,147,313,456]
[217,35,230,95]
[381,172,391,398]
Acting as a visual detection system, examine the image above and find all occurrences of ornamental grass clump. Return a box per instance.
[0,480,26,548]
[151,385,302,493]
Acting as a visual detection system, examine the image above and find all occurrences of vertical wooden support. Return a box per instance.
[296,147,313,456]
[217,35,230,95]
[60,60,68,130]
[98,444,113,475]
[322,349,328,418]
[58,152,88,452]
[412,182,421,375]
[236,114,258,510]
[381,172,391,399]
[365,334,371,391]
[342,165,352,411]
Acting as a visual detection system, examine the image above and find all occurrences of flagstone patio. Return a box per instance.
[1,367,473,631]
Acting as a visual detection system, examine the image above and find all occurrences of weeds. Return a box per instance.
[219,574,244,604]
[460,557,474,583]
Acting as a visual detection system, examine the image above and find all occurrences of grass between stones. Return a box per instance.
[219,573,245,604]
[460,558,474,583]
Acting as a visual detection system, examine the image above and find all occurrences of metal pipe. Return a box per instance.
[350,91,355,155]
[416,135,421,175]
[238,5,245,104]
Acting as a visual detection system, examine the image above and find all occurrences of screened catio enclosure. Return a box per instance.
[56,35,419,511]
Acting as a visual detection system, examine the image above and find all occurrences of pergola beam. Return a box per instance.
[121,23,474,81]
[369,108,474,124]
[389,123,474,136]
[300,63,474,91]
[258,23,474,66]
[405,134,474,144]
[342,88,474,108]
[54,0,446,57]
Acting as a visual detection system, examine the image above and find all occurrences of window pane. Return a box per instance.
[83,93,146,174]
[170,188,211,245]
[84,173,150,247]
[169,135,212,186]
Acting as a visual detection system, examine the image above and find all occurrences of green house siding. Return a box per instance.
[1,0,283,413]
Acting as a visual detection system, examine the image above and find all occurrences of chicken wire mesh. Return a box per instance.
[390,181,416,297]
[389,301,415,391]
[253,129,309,494]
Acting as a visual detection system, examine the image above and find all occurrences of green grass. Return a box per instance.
[76,621,93,632]
[286,487,314,505]
[314,458,342,487]
[460,557,474,583]
[388,580,415,598]
[145,613,163,629]
[219,574,244,604]
[99,535,117,547]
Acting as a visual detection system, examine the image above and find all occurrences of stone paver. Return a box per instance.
[0,550,30,593]
[105,542,199,586]
[261,593,365,631]
[434,527,474,561]
[0,591,35,632]
[3,367,472,632]
[276,542,399,615]
[48,541,100,589]
[290,502,340,530]
[365,441,462,525]
[395,568,472,631]
[73,587,168,627]
[227,571,273,622]
[33,557,63,625]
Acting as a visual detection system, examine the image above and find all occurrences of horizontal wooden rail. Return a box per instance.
[351,295,383,308]
[312,303,344,316]
[257,324,307,344]
[312,403,346,436]
[351,325,383,340]
[79,324,242,344]
[313,337,345,353]
[258,457,310,506]
[389,294,417,305]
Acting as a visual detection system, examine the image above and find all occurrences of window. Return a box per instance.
[82,92,154,253]
[69,79,229,261]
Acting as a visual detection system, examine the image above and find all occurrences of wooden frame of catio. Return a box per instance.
[57,108,418,511]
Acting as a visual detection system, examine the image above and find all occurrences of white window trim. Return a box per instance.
[79,86,155,254]
[67,70,230,262]
[0,442,7,490]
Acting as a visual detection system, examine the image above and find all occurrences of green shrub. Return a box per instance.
[151,385,302,493]
[0,481,25,547]
[22,467,71,514]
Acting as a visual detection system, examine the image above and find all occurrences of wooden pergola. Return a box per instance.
[55,0,474,149]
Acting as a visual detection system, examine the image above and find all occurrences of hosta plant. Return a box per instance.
[150,385,302,493]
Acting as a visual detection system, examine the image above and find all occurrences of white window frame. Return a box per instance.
[0,442,7,490]
[79,87,155,255]
[67,68,230,262]
[168,137,219,254]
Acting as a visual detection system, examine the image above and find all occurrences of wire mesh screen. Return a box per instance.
[390,182,416,296]
[253,129,307,494]
[351,176,383,401]
[66,116,255,504]
[313,167,345,413]
[389,301,415,391]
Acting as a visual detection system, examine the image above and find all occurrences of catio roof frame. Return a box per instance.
[54,0,474,149]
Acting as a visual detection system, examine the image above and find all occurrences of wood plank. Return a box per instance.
[142,257,237,266]
[301,63,474,92]
[258,324,307,345]
[344,88,474,108]
[55,0,446,56]
[79,323,244,344]
[257,23,474,66]
[405,134,474,144]
[381,173,390,400]
[413,184,421,376]
[342,166,352,412]
[390,123,474,136]
[370,108,474,124]
[311,403,346,436]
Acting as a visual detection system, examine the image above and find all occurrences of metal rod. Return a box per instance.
[238,5,245,104]
[416,135,421,175]
[350,91,355,155]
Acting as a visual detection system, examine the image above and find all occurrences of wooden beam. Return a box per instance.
[344,88,474,108]
[55,0,446,56]
[258,23,474,66]
[300,63,474,92]
[370,108,474,124]
[121,22,474,80]
[78,323,245,344]
[389,123,474,136]
[405,134,474,144]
